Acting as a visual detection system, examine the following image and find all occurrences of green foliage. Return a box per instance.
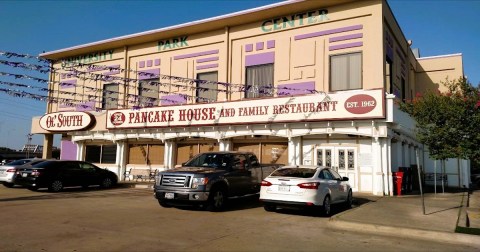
[399,77,480,162]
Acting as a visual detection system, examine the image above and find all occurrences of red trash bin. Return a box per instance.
[392,171,404,196]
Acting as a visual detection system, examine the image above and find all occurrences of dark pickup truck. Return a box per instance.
[154,151,281,211]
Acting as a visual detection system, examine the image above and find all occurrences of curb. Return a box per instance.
[328,217,480,248]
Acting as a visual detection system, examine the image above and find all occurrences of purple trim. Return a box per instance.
[245,44,253,52]
[161,94,187,106]
[256,42,264,51]
[138,69,160,80]
[105,64,120,75]
[196,56,219,63]
[245,52,275,67]
[76,101,95,111]
[147,60,153,67]
[329,42,363,51]
[139,61,145,68]
[60,80,76,89]
[174,49,219,60]
[277,81,315,96]
[329,33,363,42]
[295,25,363,41]
[196,63,218,70]
[267,40,275,49]
[60,140,77,161]
[154,59,161,66]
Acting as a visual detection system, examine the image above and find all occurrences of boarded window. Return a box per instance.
[128,144,164,165]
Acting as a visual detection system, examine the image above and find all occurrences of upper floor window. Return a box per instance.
[138,78,159,107]
[196,71,218,103]
[245,63,274,98]
[102,83,119,110]
[330,52,362,91]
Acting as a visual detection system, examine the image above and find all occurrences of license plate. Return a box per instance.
[0,171,4,175]
[165,192,174,199]
[278,185,290,192]
[22,173,28,177]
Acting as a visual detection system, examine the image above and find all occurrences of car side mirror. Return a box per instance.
[342,177,349,181]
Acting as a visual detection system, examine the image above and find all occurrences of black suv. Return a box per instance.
[15,160,118,192]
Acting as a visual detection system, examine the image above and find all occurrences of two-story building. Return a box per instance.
[31,0,469,195]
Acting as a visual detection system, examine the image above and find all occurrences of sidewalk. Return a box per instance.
[328,189,480,248]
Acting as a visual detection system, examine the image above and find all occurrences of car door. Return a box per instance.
[224,154,252,196]
[78,162,102,185]
[57,161,82,186]
[320,169,341,203]
[329,169,348,202]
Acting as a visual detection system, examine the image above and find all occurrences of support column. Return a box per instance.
[42,134,53,159]
[164,140,176,169]
[116,141,127,180]
[386,137,394,196]
[75,141,85,161]
[288,137,301,166]
[372,137,383,196]
[219,139,232,151]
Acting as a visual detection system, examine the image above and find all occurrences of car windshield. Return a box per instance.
[184,153,229,169]
[5,159,31,166]
[270,168,316,178]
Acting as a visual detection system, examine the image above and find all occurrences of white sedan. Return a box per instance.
[259,165,352,216]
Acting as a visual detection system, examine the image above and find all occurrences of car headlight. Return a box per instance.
[192,177,208,189]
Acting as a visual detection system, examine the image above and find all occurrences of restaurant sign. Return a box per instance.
[107,89,384,129]
[40,112,94,132]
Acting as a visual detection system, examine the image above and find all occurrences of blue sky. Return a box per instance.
[0,0,478,150]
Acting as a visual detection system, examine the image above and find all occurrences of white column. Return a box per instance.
[288,137,301,166]
[372,137,383,196]
[386,137,393,196]
[164,140,176,169]
[116,141,127,180]
[75,141,85,161]
[219,139,232,151]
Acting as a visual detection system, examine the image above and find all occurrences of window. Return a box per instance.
[138,78,159,107]
[245,63,274,98]
[128,144,164,165]
[330,52,362,91]
[102,83,119,109]
[386,57,393,94]
[85,145,117,164]
[196,71,218,103]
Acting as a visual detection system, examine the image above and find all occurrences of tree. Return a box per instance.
[399,77,480,162]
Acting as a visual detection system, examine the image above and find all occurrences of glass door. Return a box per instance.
[317,146,357,191]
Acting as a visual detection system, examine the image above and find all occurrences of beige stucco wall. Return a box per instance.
[416,54,464,94]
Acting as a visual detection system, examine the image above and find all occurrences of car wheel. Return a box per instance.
[263,204,276,212]
[345,190,353,208]
[158,200,172,208]
[3,182,14,188]
[322,195,331,216]
[207,187,227,212]
[49,180,63,192]
[100,177,113,189]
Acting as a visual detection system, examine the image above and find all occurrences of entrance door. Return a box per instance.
[316,146,358,191]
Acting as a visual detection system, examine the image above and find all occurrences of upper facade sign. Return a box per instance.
[39,112,94,132]
[106,89,384,129]
[261,9,330,33]
[60,49,115,67]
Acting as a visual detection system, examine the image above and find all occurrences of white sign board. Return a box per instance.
[107,89,384,129]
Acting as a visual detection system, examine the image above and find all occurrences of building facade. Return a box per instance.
[32,0,468,195]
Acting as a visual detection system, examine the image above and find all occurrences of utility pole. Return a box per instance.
[26,134,33,158]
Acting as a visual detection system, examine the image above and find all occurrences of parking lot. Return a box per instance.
[0,185,474,252]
